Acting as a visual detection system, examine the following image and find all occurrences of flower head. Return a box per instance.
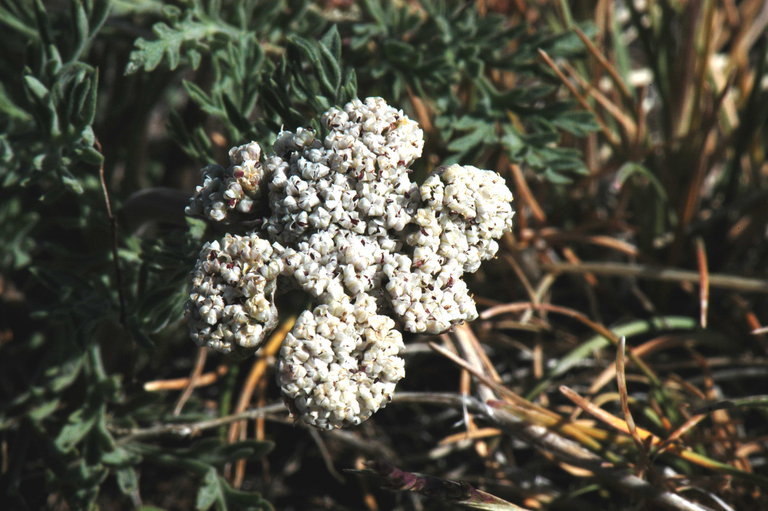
[186,97,514,428]
[186,233,281,353]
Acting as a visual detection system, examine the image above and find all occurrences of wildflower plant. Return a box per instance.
[23,1,768,510]
[0,0,605,508]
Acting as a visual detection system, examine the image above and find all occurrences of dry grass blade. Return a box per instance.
[559,386,768,485]
[506,161,546,223]
[429,340,612,451]
[693,395,768,414]
[449,322,505,456]
[527,228,639,257]
[588,335,688,395]
[480,302,660,385]
[227,316,295,486]
[503,252,539,304]
[615,336,653,477]
[228,317,295,439]
[656,414,707,457]
[560,60,637,142]
[572,26,633,102]
[439,427,502,445]
[448,323,499,403]
[615,337,639,444]
[95,139,126,326]
[695,238,710,328]
[485,402,717,511]
[406,86,434,135]
[143,364,229,391]
[537,48,620,146]
[560,246,597,286]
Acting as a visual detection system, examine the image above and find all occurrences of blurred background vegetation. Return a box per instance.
[1,0,767,509]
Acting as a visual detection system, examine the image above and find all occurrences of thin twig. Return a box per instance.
[113,403,288,444]
[309,428,345,483]
[96,139,126,325]
[114,394,480,445]
[173,347,208,416]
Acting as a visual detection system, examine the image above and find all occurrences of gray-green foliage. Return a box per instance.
[0,0,595,508]
[346,0,598,180]
[126,0,358,162]
[0,1,273,509]
[0,0,106,271]
[126,0,596,177]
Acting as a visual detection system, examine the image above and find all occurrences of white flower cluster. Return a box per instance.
[386,164,514,333]
[185,142,266,222]
[279,294,404,429]
[186,233,282,353]
[185,97,514,429]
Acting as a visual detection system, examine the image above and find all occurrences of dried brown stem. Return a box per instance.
[96,139,126,326]
[572,26,633,102]
[695,238,710,328]
[173,347,208,416]
[537,49,620,146]
[508,162,546,223]
[144,365,228,391]
[541,261,768,293]
[227,317,295,486]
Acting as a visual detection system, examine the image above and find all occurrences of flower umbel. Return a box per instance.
[185,97,514,429]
